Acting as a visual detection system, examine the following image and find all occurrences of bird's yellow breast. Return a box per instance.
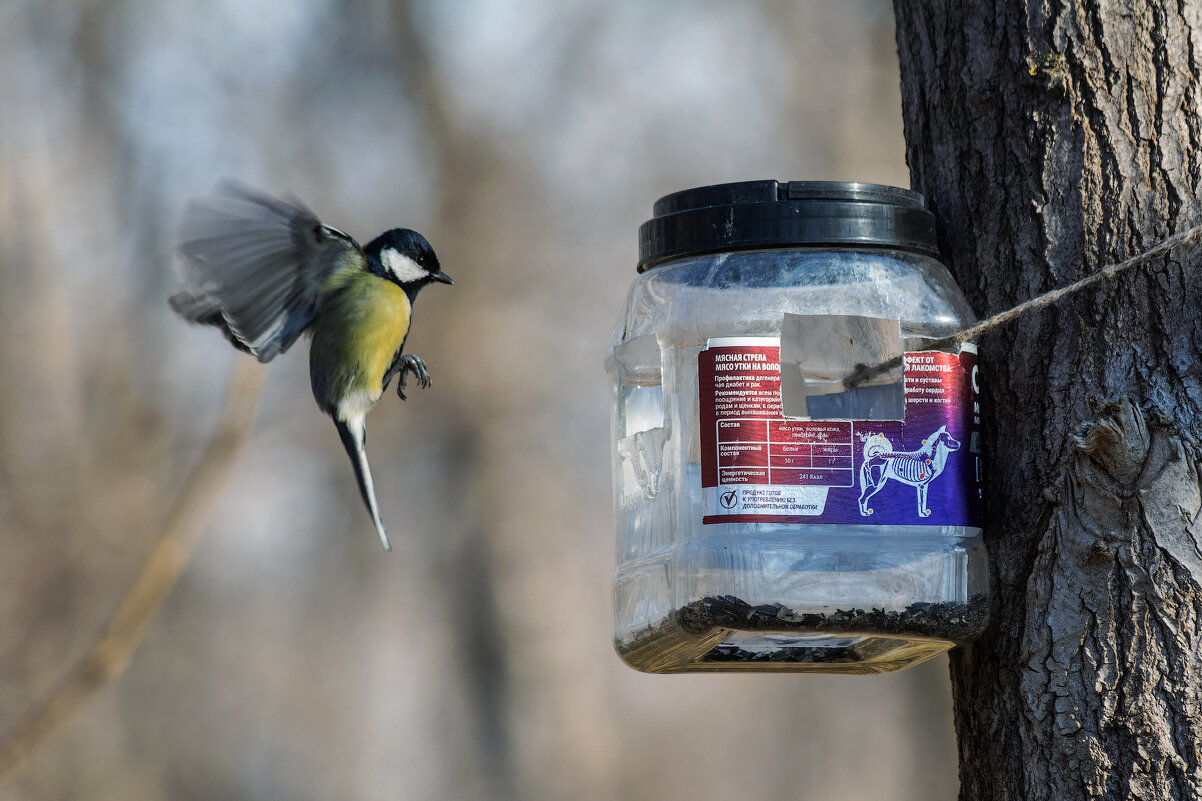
[309,271,412,415]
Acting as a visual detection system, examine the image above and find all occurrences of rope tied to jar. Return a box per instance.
[843,222,1202,389]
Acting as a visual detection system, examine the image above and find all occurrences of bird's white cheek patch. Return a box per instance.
[382,248,428,283]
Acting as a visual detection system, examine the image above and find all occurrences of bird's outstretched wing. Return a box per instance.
[170,181,366,362]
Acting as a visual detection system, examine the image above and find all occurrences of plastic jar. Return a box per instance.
[606,180,988,674]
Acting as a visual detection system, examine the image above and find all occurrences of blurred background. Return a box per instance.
[0,1,959,799]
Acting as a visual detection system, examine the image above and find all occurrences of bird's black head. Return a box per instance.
[365,228,453,291]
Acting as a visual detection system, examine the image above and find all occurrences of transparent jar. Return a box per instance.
[607,181,988,674]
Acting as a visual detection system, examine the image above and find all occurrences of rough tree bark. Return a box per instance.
[894,3,1202,800]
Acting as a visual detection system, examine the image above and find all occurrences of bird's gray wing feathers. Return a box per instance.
[171,181,366,362]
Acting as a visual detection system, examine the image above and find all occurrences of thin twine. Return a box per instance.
[843,221,1202,388]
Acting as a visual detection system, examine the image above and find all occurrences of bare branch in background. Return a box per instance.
[0,359,266,783]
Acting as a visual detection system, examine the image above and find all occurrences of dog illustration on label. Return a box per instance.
[857,427,961,517]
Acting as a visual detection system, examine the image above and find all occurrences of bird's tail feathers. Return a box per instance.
[335,416,392,552]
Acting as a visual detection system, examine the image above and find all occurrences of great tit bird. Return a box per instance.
[170,182,452,551]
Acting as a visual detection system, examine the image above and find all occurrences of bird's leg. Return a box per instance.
[382,361,401,394]
[395,354,432,400]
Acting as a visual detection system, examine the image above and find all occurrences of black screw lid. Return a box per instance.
[637,180,939,272]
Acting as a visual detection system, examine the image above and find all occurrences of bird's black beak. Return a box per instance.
[433,271,454,285]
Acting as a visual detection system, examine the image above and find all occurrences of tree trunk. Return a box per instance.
[893,3,1202,799]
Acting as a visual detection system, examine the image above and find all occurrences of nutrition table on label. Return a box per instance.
[715,419,854,487]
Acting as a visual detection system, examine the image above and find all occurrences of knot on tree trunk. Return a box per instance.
[1072,398,1149,487]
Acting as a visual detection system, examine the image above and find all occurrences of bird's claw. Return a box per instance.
[396,354,431,400]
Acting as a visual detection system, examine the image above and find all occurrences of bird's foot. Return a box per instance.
[396,354,432,400]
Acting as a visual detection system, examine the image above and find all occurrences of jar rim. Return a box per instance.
[637,180,941,272]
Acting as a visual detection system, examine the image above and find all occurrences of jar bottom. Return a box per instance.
[615,592,987,674]
[616,624,954,675]
[688,632,953,674]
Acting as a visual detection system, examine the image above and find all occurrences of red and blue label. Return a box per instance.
[698,337,983,527]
